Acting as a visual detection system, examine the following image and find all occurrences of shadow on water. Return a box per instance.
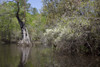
[18,46,31,67]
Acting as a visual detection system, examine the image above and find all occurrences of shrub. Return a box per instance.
[44,17,92,54]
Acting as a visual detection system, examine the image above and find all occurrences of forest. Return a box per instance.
[0,0,100,67]
[0,0,100,55]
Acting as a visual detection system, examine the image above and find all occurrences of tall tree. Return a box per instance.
[16,0,32,46]
[32,8,38,15]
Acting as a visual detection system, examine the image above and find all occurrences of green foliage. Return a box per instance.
[0,0,37,42]
[27,14,46,41]
[31,8,38,15]
[44,17,90,49]
[0,0,100,55]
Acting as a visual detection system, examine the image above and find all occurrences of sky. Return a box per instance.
[0,0,43,12]
[27,0,43,12]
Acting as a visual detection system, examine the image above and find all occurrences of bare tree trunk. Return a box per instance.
[16,2,32,46]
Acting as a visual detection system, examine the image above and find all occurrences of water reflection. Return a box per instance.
[54,55,100,67]
[0,44,20,67]
[0,44,100,67]
[18,46,31,67]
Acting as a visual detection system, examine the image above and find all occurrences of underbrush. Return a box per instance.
[43,17,100,55]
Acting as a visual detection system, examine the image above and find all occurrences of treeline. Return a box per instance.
[41,0,100,55]
[0,0,100,55]
[0,0,45,43]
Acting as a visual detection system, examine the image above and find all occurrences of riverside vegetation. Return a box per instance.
[0,0,100,56]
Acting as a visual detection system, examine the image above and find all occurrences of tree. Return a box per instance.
[32,8,38,15]
[16,0,32,46]
[0,1,19,43]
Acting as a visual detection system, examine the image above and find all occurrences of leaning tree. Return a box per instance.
[0,0,32,46]
[16,0,32,46]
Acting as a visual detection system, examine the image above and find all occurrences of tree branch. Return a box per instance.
[16,1,24,29]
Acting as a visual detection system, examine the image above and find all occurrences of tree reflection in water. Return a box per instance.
[18,46,31,67]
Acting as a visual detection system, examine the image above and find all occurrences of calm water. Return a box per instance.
[0,44,100,67]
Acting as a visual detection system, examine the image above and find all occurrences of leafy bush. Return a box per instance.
[44,17,91,54]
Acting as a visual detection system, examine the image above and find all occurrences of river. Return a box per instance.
[0,44,100,67]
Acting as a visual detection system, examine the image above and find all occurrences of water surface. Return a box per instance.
[0,44,100,67]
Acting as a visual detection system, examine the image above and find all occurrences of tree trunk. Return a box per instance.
[16,2,32,46]
[18,26,32,46]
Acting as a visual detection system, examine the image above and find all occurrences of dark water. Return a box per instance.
[0,44,100,67]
